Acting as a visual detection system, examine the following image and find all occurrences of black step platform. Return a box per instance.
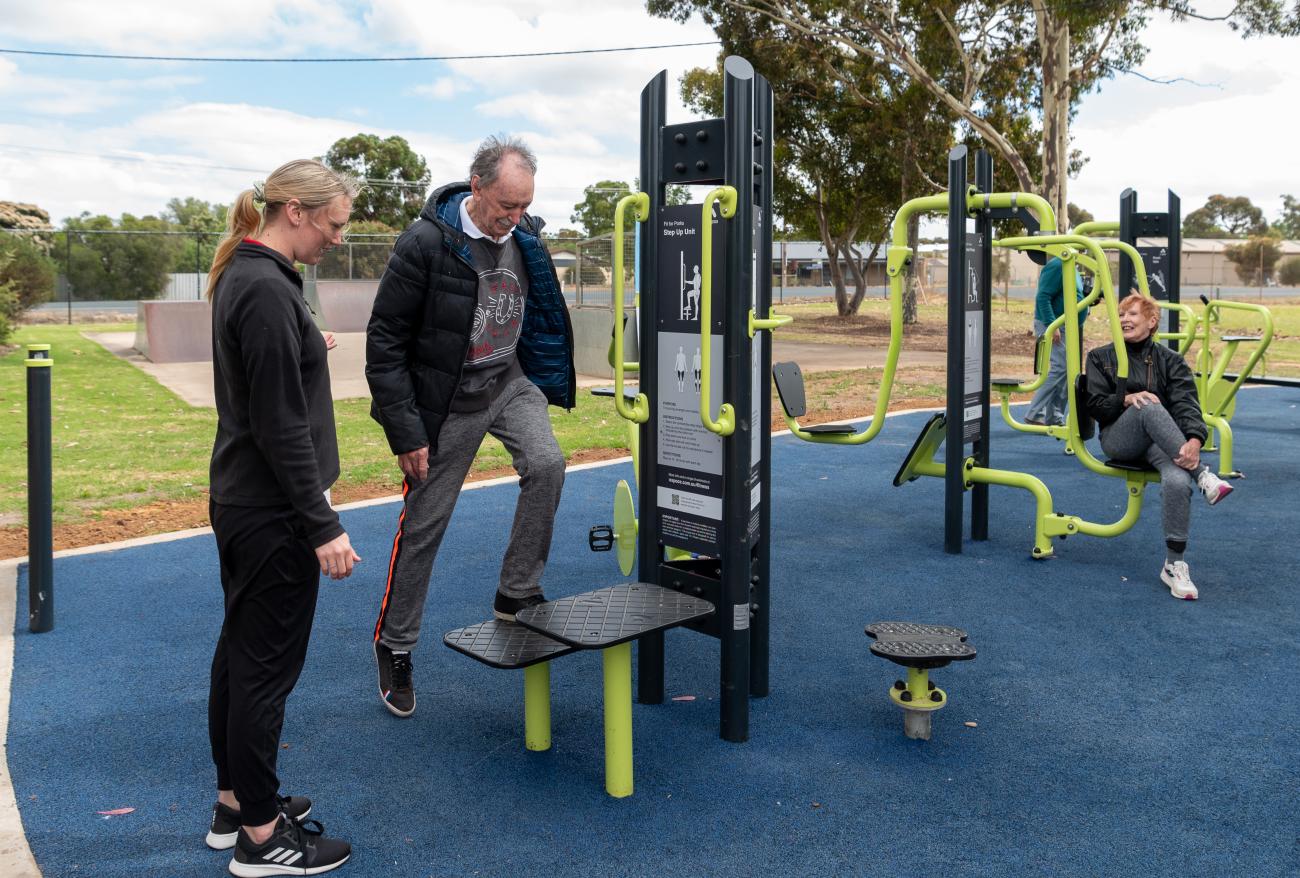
[1220,335,1262,343]
[444,619,578,669]
[990,376,1026,387]
[865,621,976,670]
[516,583,714,649]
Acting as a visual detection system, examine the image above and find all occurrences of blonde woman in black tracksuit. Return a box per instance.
[205,159,360,876]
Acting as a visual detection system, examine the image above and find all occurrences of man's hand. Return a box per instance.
[1123,391,1161,409]
[315,531,361,580]
[1051,330,1063,347]
[322,331,337,351]
[398,446,430,482]
[1174,437,1202,471]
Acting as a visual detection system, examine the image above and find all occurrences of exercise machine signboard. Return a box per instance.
[963,232,985,444]
[655,204,724,556]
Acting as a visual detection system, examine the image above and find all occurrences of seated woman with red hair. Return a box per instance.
[1084,293,1236,601]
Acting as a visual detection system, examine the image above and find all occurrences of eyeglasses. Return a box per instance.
[310,214,351,241]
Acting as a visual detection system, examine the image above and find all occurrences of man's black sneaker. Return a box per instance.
[493,591,547,623]
[206,795,312,850]
[374,640,415,717]
[229,814,349,877]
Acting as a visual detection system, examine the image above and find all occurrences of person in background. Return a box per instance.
[205,159,360,876]
[365,134,574,718]
[1025,256,1089,427]
[1084,293,1236,601]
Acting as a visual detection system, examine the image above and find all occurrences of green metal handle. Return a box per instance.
[1200,299,1274,413]
[1070,220,1119,237]
[612,192,650,424]
[749,307,792,337]
[699,186,736,437]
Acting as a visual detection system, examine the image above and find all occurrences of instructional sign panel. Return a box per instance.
[962,232,985,445]
[1138,244,1172,335]
[656,204,725,555]
[1137,245,1170,299]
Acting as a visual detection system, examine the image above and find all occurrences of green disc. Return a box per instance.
[614,479,637,576]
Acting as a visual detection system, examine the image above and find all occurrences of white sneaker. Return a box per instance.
[1196,469,1234,506]
[1160,560,1199,600]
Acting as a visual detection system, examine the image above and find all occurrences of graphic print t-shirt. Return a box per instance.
[452,235,528,412]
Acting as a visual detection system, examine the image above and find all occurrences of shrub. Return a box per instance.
[0,234,56,309]
[0,265,18,345]
[1278,257,1300,287]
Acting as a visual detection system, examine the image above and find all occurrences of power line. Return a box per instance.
[0,41,720,64]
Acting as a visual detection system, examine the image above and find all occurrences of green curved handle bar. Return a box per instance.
[699,186,737,437]
[612,192,650,424]
[749,308,792,337]
[782,189,1057,445]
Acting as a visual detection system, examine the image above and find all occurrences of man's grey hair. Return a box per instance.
[469,134,538,188]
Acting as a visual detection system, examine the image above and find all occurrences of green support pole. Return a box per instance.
[602,642,634,798]
[523,663,552,752]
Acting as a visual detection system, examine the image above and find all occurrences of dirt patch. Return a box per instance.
[792,310,1040,357]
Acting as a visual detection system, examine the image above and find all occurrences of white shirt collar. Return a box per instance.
[460,197,512,244]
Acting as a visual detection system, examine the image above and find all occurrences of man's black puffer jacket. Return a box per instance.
[1084,336,1207,443]
[365,182,575,456]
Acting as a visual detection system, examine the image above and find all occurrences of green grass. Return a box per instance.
[0,324,630,523]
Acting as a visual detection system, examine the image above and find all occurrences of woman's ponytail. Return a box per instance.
[205,189,263,300]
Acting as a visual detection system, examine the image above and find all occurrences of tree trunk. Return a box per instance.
[845,241,880,314]
[1037,6,1070,229]
[901,137,918,325]
[827,240,851,316]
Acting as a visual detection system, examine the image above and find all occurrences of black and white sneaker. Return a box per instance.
[229,814,349,877]
[493,591,547,623]
[374,640,415,717]
[207,795,313,850]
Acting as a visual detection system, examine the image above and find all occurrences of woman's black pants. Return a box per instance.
[208,501,320,827]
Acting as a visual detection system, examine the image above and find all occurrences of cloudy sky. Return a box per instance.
[0,0,1295,232]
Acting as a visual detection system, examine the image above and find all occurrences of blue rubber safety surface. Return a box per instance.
[9,388,1300,878]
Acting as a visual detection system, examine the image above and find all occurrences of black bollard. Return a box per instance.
[26,344,53,633]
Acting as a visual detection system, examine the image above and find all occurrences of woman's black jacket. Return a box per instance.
[1083,336,1207,444]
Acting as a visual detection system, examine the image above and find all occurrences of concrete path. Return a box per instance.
[86,331,948,408]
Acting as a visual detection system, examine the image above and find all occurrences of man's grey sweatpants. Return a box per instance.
[374,377,565,652]
[1099,402,1199,543]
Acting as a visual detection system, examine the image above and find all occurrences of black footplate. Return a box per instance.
[516,583,714,649]
[865,621,976,670]
[443,619,577,670]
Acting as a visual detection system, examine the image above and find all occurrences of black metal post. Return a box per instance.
[26,345,53,633]
[1167,190,1181,339]
[750,71,774,699]
[1118,188,1137,301]
[971,150,993,542]
[719,55,755,743]
[944,147,968,554]
[636,71,667,707]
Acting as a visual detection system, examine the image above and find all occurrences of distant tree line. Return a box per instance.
[1182,193,1300,286]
